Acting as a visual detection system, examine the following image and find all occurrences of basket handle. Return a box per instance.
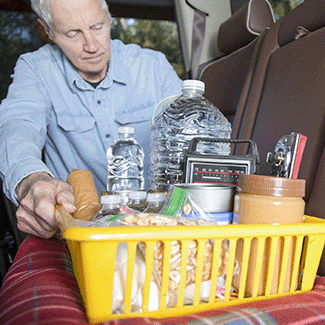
[150,94,179,129]
[188,137,260,164]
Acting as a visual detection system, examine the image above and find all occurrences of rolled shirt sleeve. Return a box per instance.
[0,56,54,204]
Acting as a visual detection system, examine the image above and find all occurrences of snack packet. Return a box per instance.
[99,212,239,308]
[64,186,239,310]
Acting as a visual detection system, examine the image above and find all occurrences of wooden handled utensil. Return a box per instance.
[55,204,77,232]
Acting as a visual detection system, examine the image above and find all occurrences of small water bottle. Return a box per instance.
[149,80,231,192]
[144,192,167,213]
[128,190,147,212]
[93,194,122,221]
[107,127,145,198]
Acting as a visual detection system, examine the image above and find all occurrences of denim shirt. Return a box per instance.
[0,39,182,203]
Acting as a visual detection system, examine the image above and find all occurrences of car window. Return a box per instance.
[111,18,185,79]
[0,10,46,102]
[230,0,304,20]
[271,0,304,20]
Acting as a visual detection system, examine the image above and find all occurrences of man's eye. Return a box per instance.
[92,24,103,30]
[66,31,78,38]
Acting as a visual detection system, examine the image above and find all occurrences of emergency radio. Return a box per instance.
[183,138,260,185]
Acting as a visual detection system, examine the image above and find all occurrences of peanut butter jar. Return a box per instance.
[232,174,306,296]
[233,174,305,225]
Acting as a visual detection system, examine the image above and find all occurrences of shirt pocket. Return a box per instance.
[57,114,96,138]
[114,106,153,125]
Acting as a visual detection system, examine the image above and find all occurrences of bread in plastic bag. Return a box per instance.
[117,213,239,307]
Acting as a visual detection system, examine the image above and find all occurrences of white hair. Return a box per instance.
[31,0,111,35]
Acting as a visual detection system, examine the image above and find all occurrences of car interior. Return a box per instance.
[1,0,325,323]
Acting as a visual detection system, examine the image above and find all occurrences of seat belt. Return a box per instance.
[190,5,208,79]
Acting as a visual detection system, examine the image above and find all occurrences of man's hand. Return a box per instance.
[16,171,76,238]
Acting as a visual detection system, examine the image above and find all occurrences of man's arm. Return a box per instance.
[0,53,76,238]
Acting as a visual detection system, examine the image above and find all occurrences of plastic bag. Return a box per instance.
[123,214,235,307]
[65,186,239,311]
[112,242,160,313]
[98,212,238,308]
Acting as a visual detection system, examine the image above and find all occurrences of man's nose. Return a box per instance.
[83,32,98,52]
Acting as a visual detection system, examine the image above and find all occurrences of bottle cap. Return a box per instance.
[147,192,167,202]
[118,126,134,135]
[100,194,122,205]
[129,190,147,200]
[237,174,305,197]
[182,79,205,92]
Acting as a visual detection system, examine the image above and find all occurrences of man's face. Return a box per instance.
[46,0,111,82]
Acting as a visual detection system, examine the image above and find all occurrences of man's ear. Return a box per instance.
[37,18,52,40]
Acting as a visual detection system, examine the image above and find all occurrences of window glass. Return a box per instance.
[111,18,185,79]
[230,0,305,21]
[271,0,304,20]
[0,11,46,101]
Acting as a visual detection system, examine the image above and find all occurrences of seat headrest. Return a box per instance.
[278,0,325,47]
[218,0,275,55]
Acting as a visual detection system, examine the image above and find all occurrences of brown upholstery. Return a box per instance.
[248,26,325,198]
[233,0,325,199]
[230,25,278,140]
[233,20,281,145]
[277,0,325,46]
[200,33,265,125]
[218,0,274,55]
[229,0,325,275]
[307,148,325,275]
[199,0,274,124]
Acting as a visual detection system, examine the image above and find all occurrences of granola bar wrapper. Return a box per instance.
[66,169,101,221]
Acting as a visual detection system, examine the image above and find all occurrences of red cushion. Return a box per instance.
[2,235,325,325]
[0,235,88,325]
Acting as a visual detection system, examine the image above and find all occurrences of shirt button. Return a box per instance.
[97,100,101,105]
[105,133,110,138]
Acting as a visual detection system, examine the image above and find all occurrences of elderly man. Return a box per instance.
[0,0,182,239]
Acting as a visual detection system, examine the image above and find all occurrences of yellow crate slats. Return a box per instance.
[177,239,190,308]
[208,239,223,304]
[265,237,279,296]
[142,242,155,312]
[64,216,325,323]
[301,234,325,291]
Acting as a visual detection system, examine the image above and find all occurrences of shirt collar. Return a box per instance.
[62,39,129,92]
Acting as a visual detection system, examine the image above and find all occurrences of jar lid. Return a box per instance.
[128,190,147,200]
[101,194,121,204]
[147,192,166,202]
[237,174,305,197]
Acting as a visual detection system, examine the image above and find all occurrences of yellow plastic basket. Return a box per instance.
[63,215,325,324]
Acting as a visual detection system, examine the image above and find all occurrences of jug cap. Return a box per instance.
[182,80,205,92]
[118,126,134,135]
